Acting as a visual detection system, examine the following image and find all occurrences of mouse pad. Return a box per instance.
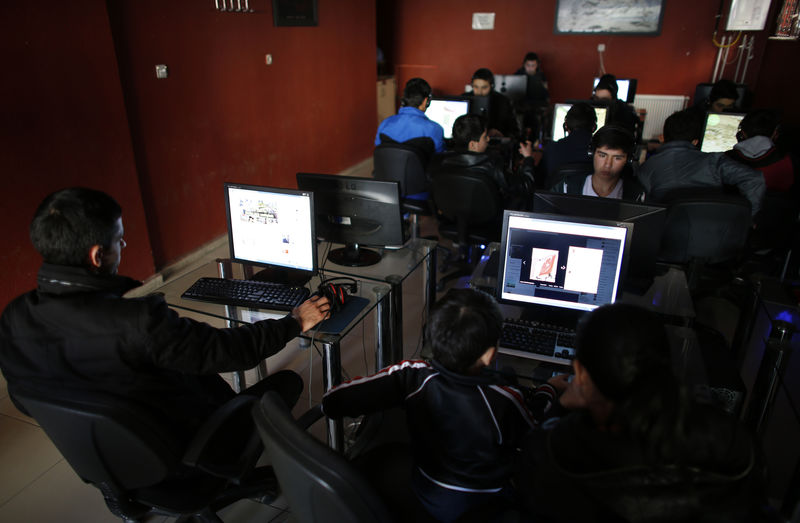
[316,296,369,334]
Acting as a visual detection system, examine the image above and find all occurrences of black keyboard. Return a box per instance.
[181,277,310,312]
[499,318,577,363]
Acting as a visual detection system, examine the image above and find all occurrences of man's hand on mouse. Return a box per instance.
[292,294,331,332]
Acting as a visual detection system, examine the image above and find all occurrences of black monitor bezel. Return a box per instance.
[223,182,318,281]
[496,209,633,312]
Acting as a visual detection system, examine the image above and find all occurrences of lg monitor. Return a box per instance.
[497,210,631,313]
[532,192,666,281]
[592,77,638,103]
[296,173,406,267]
[224,182,317,285]
[699,112,746,153]
[427,97,470,140]
[551,102,608,142]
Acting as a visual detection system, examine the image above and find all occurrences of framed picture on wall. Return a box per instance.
[272,0,317,27]
[554,0,665,36]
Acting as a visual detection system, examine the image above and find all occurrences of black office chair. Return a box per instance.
[657,190,752,291]
[252,391,396,523]
[373,136,435,239]
[432,169,503,289]
[545,161,592,191]
[13,387,276,522]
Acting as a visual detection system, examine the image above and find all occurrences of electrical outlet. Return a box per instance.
[597,43,606,52]
[155,64,168,79]
[265,54,273,65]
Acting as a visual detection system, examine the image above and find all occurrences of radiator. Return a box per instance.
[633,94,689,140]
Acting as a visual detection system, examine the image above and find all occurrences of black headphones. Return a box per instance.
[587,124,636,166]
[316,277,358,314]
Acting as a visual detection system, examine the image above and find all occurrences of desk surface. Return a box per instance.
[157,259,389,343]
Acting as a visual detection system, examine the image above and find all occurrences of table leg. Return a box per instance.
[321,339,343,451]
[375,287,392,371]
[386,274,404,365]
[426,245,437,318]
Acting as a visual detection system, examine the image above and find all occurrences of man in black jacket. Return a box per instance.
[0,188,329,445]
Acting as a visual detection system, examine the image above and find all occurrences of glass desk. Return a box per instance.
[315,238,438,368]
[154,259,391,450]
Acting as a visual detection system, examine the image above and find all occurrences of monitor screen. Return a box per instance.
[495,74,527,102]
[532,192,666,280]
[497,210,631,312]
[427,97,470,140]
[224,182,317,281]
[699,112,746,153]
[296,173,405,267]
[551,102,608,141]
[593,77,638,103]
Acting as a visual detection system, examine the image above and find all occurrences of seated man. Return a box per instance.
[375,77,445,155]
[463,68,519,138]
[696,78,741,113]
[638,109,765,215]
[0,188,329,448]
[592,74,640,136]
[726,108,796,192]
[322,288,557,523]
[550,124,645,201]
[540,102,597,185]
[514,51,549,104]
[433,113,535,210]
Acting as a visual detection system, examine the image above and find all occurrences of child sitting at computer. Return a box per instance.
[321,288,557,522]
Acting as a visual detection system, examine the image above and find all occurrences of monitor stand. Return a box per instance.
[328,243,381,267]
[248,266,313,286]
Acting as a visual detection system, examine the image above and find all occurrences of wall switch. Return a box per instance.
[265,54,273,65]
[155,64,168,79]
[597,43,606,52]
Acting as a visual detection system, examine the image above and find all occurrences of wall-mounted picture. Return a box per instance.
[273,0,317,27]
[554,0,665,35]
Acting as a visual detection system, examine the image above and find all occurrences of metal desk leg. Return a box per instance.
[321,339,343,451]
[425,246,437,318]
[386,275,404,364]
[375,287,393,371]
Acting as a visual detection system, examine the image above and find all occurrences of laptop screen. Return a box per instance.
[551,103,608,141]
[427,97,470,139]
[497,210,630,312]
[699,112,746,153]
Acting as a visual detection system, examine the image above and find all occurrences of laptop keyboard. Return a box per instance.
[499,318,577,364]
[181,277,310,312]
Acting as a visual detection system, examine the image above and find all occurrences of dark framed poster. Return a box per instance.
[554,0,665,36]
[273,0,317,26]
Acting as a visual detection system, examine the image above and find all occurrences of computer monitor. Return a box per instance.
[592,77,638,103]
[427,97,470,140]
[497,210,631,312]
[532,192,666,281]
[296,173,406,267]
[495,74,527,103]
[699,112,746,153]
[224,182,317,285]
[469,95,490,118]
[551,102,608,141]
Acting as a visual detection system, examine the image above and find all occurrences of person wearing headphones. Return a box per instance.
[550,124,645,201]
[726,108,795,193]
[375,77,445,154]
[463,67,519,138]
[592,74,640,136]
[540,102,598,185]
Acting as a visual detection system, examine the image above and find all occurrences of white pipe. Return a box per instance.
[712,34,725,82]
[720,35,731,80]
[734,34,745,82]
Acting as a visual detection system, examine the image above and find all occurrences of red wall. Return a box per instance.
[109,0,377,267]
[386,1,728,103]
[0,2,154,307]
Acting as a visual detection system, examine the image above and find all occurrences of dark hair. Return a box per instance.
[576,303,689,462]
[523,52,540,63]
[401,77,432,108]
[740,108,779,139]
[30,187,122,266]
[663,109,704,143]
[471,68,495,88]
[452,114,486,151]
[565,102,598,133]
[591,124,635,156]
[709,79,739,103]
[595,73,619,99]
[425,288,502,374]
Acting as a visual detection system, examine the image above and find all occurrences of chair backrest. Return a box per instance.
[546,161,593,191]
[252,392,393,523]
[658,191,752,265]
[373,139,430,197]
[13,387,181,491]
[431,169,503,243]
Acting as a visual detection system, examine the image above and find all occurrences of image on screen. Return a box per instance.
[551,103,608,141]
[498,211,629,312]
[427,98,470,139]
[700,112,746,153]
[224,184,316,273]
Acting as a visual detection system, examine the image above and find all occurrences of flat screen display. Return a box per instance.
[427,97,470,139]
[699,112,746,153]
[551,103,608,141]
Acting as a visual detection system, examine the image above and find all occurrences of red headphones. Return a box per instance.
[316,278,358,313]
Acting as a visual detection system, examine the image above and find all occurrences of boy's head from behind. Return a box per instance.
[426,288,502,374]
